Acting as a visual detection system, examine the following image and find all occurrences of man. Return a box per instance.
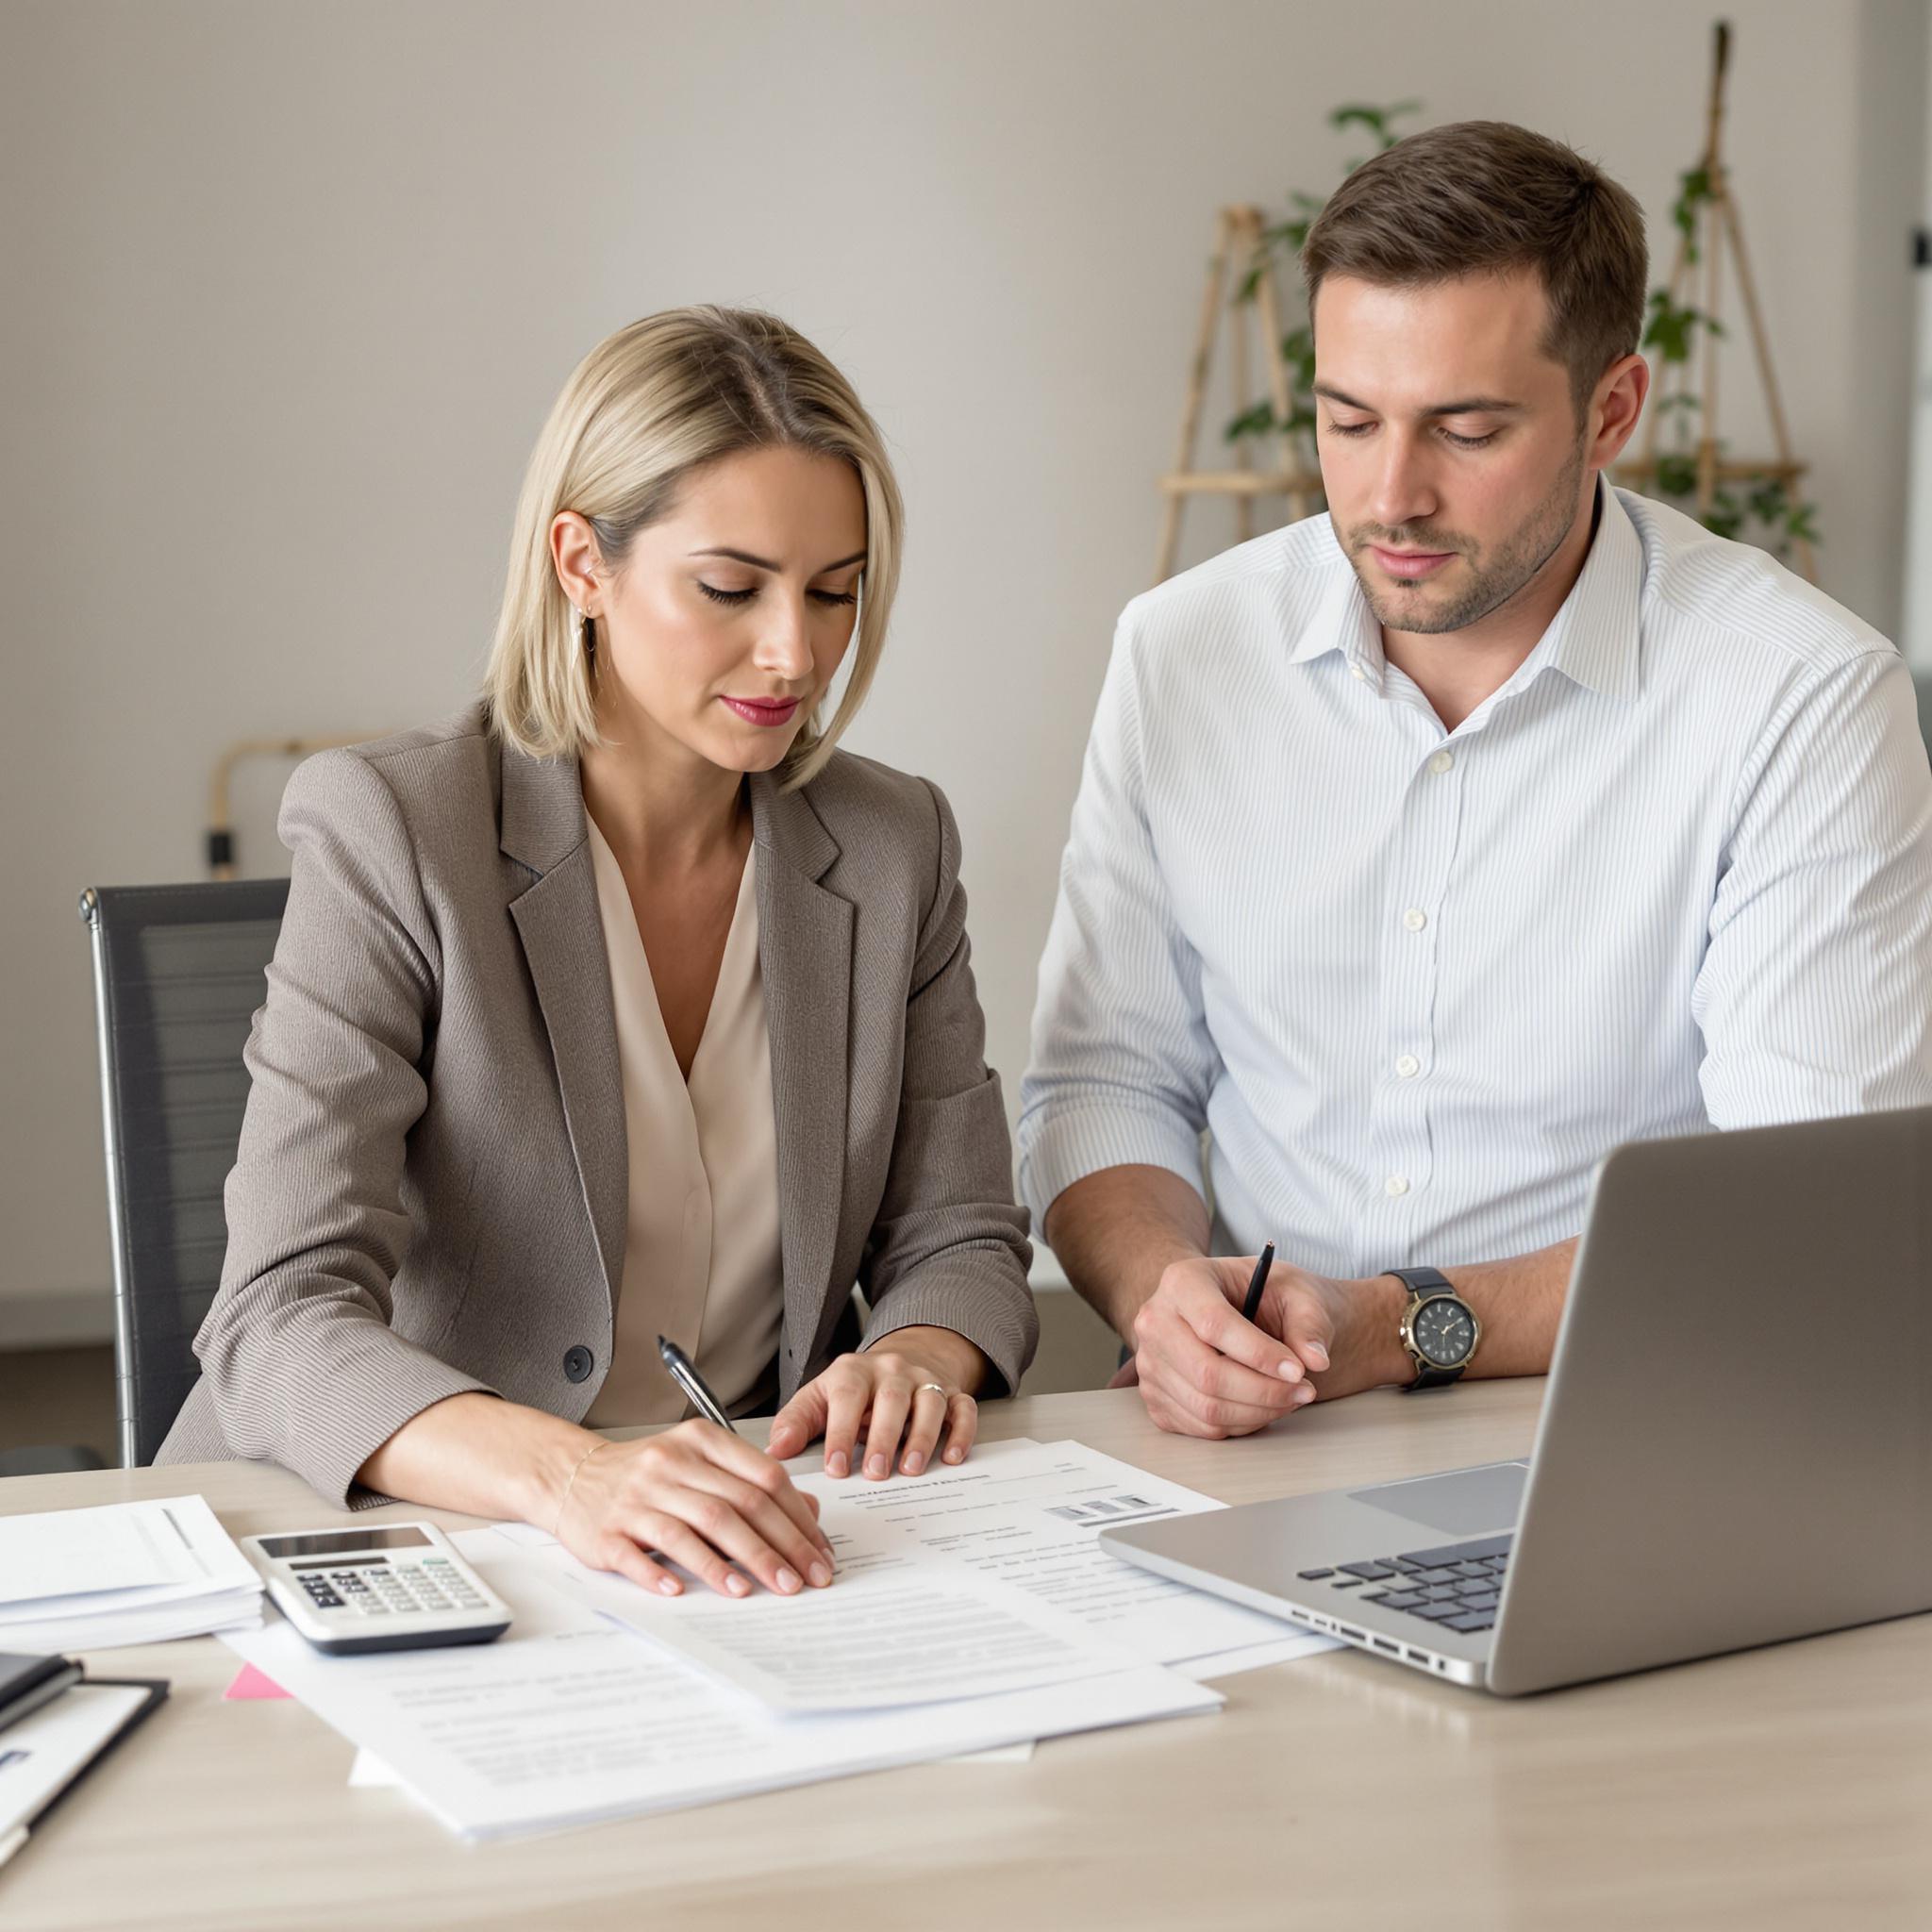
[1019,121,1932,1439]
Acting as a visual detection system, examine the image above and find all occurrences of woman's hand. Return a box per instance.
[551,1418,837,1600]
[766,1326,988,1478]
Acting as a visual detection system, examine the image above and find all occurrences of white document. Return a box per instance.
[0,1509,193,1606]
[549,1541,1156,1712]
[0,1496,263,1650]
[349,1737,1032,1780]
[794,1439,1339,1675]
[489,1440,1335,1691]
[228,1551,1217,1840]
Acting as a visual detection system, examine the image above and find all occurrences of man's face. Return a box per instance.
[1311,269,1591,635]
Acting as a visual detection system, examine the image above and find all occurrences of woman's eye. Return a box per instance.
[697,582,757,606]
[809,589,858,608]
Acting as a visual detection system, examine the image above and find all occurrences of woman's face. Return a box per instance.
[564,445,867,778]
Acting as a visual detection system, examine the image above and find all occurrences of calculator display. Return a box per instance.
[258,1526,433,1559]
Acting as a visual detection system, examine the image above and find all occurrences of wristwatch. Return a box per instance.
[1388,1267,1480,1391]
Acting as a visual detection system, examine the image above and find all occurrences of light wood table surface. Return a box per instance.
[2,1381,1926,1931]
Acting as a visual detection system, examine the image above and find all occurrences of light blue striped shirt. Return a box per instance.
[1019,485,1932,1278]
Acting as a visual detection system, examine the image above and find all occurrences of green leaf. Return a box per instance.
[1656,453,1699,497]
[1224,401,1276,441]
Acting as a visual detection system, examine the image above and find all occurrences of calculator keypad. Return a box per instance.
[304,1556,491,1620]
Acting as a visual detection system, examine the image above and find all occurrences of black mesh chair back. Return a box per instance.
[80,880,289,1465]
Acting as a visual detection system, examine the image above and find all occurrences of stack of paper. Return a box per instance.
[0,1495,263,1650]
[222,1440,1332,1840]
[225,1547,1220,1840]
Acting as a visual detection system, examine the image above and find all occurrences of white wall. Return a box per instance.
[1900,0,1932,667]
[1,0,1924,1338]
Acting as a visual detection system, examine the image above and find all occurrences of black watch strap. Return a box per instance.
[1389,1267,1465,1391]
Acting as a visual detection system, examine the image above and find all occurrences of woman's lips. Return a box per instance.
[1370,545,1457,581]
[721,695,802,727]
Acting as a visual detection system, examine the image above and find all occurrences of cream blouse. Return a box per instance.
[582,816,785,1426]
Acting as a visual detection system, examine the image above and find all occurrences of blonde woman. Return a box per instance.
[158,308,1038,1600]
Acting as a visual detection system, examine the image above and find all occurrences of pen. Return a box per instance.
[657,1336,737,1434]
[1240,1242,1276,1324]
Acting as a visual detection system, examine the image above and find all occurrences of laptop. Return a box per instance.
[1100,1107,1932,1695]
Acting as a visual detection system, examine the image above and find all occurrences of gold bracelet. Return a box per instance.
[551,1438,608,1540]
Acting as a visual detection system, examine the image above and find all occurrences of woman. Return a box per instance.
[157,308,1038,1602]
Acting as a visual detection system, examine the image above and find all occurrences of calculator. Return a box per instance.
[240,1523,511,1656]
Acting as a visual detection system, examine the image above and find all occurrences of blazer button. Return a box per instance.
[563,1345,594,1383]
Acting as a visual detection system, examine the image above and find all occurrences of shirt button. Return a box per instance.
[1395,1054,1421,1078]
[1385,1174,1411,1197]
[1403,908,1427,932]
[1349,661,1369,682]
[1428,750,1454,775]
[562,1345,595,1383]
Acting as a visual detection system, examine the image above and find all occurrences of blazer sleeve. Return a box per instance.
[193,748,498,1506]
[856,779,1040,1397]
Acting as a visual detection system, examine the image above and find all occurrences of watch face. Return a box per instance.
[1412,1294,1475,1368]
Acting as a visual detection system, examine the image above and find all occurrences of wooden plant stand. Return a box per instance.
[1153,205,1323,585]
[1611,20,1816,582]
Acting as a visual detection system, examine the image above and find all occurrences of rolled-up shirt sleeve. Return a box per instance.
[1694,646,1932,1125]
[1018,612,1219,1227]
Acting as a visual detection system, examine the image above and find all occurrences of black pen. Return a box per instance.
[1240,1242,1276,1324]
[657,1336,737,1433]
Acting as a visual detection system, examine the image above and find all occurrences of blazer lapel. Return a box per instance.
[500,741,626,1315]
[752,773,853,1377]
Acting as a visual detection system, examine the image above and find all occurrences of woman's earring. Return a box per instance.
[574,606,592,657]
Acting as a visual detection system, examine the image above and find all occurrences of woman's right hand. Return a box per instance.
[551,1420,836,1599]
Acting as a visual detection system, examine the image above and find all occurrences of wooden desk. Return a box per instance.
[3,1382,1927,1931]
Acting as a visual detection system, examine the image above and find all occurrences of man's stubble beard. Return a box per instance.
[1348,437,1589,637]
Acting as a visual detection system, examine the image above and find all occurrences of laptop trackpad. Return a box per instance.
[1350,1461,1528,1537]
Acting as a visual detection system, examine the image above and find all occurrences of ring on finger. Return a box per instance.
[916,1382,947,1396]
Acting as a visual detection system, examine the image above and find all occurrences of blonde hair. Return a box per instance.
[484,307,904,788]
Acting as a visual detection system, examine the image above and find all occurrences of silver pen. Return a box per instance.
[657,1335,737,1433]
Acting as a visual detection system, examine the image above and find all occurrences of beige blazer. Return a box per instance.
[155,704,1037,1505]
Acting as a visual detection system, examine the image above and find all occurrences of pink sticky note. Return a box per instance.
[223,1662,291,1701]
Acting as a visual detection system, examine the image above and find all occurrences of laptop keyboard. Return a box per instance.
[1294,1532,1513,1636]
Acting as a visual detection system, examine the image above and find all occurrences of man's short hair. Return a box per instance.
[1302,121,1648,416]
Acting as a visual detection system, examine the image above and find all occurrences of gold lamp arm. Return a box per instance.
[207,735,383,878]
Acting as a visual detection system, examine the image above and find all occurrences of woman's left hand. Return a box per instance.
[766,1326,988,1478]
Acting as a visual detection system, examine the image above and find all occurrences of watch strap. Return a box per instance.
[1389,1266,1455,1299]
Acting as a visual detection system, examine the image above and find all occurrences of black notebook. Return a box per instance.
[0,1674,168,1868]
[0,1654,82,1737]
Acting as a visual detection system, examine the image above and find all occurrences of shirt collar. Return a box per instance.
[1291,477,1643,702]
[1531,477,1642,701]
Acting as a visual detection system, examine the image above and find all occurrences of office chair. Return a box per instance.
[79,880,289,1466]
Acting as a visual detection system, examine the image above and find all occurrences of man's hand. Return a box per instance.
[1116,1255,1407,1438]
